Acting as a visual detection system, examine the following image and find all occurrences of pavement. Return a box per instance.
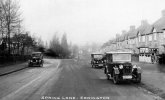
[0,58,53,76]
[0,62,28,76]
[133,61,165,99]
[0,58,163,100]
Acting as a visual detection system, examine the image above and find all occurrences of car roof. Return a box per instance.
[91,53,103,55]
[91,52,103,55]
[32,52,42,54]
[105,51,132,54]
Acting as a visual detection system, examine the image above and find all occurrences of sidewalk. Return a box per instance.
[0,62,28,76]
[133,61,165,98]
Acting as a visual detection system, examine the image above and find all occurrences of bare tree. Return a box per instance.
[0,4,6,39]
[71,44,79,58]
[49,34,61,56]
[0,0,22,55]
[61,33,70,57]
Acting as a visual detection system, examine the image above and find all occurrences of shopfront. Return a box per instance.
[139,47,151,63]
[139,47,158,63]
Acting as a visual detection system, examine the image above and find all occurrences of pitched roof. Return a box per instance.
[137,20,152,36]
[120,34,125,41]
[153,16,165,33]
[129,29,138,39]
[127,26,138,39]
[111,39,116,44]
[144,25,153,35]
[124,33,129,40]
[116,34,120,42]
[105,51,132,54]
[120,30,127,41]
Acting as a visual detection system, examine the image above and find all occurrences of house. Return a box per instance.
[127,25,138,53]
[102,10,165,63]
[120,30,128,50]
[152,10,165,54]
[116,34,119,50]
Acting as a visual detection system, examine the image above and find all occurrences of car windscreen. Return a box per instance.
[32,53,41,57]
[93,55,103,59]
[112,53,131,62]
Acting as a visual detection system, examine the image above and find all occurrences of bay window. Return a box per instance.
[154,33,157,40]
[142,36,145,42]
[149,35,152,41]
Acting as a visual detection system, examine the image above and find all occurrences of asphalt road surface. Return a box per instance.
[0,58,163,100]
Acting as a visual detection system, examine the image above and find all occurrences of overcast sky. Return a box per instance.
[20,0,165,45]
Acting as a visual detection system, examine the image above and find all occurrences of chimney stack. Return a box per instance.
[130,25,135,30]
[122,30,127,35]
[141,20,148,26]
[116,34,120,37]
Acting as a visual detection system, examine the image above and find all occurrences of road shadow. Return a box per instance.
[157,64,165,73]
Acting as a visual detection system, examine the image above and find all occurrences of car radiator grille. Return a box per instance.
[123,66,132,74]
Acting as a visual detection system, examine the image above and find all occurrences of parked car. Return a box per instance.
[28,52,44,67]
[104,51,142,84]
[91,53,104,68]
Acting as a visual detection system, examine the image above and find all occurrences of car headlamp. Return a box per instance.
[133,65,137,69]
[119,65,123,69]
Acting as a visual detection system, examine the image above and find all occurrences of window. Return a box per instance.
[139,36,141,42]
[136,38,138,43]
[154,33,157,40]
[134,38,136,44]
[138,32,141,42]
[130,39,132,44]
[149,35,152,41]
[132,39,135,44]
[142,36,145,42]
[128,40,131,44]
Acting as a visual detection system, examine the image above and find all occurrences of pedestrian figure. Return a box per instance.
[151,53,155,64]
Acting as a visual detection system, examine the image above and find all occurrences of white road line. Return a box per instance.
[1,76,42,100]
[1,60,61,100]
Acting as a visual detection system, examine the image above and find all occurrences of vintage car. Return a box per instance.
[104,51,142,84]
[28,52,44,67]
[91,53,104,68]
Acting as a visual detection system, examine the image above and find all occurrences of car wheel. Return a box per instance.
[135,74,141,83]
[106,73,110,80]
[104,68,106,74]
[40,63,43,67]
[113,71,119,84]
[105,68,110,80]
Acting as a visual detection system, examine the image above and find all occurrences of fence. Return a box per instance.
[0,55,30,64]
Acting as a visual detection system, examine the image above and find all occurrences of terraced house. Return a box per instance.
[103,10,165,63]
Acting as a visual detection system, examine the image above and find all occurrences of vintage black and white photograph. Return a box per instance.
[0,0,165,100]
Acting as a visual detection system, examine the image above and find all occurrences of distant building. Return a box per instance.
[102,10,165,63]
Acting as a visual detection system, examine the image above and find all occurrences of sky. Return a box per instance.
[19,0,165,45]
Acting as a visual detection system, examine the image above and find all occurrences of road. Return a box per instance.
[0,58,163,100]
